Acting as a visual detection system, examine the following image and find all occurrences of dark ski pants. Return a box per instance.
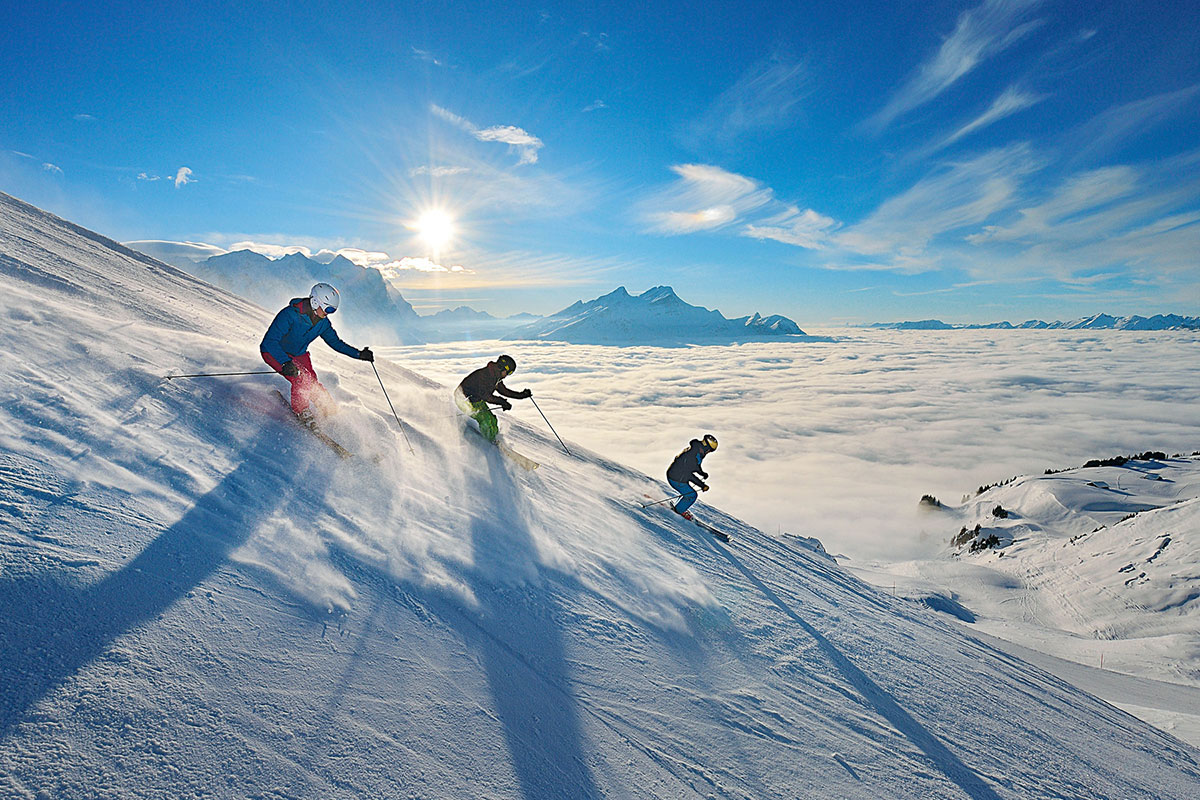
[262,351,333,415]
[669,479,698,514]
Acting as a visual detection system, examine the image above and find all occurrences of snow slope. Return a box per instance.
[2,190,1198,798]
[852,456,1200,745]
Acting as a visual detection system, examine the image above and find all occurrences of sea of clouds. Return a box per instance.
[381,329,1200,562]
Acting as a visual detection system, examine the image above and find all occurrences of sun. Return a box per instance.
[412,209,456,251]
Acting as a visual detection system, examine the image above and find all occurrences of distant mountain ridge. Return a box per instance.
[867,313,1200,331]
[131,247,538,344]
[505,285,806,344]
[130,243,808,346]
[190,249,427,344]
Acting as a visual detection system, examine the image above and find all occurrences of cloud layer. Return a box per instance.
[383,330,1200,562]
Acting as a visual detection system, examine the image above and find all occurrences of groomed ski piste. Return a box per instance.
[1,190,1197,799]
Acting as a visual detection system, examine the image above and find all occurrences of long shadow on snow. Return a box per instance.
[457,450,604,800]
[713,545,1004,800]
[0,424,315,739]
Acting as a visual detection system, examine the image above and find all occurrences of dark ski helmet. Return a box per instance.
[496,354,516,375]
[702,434,718,451]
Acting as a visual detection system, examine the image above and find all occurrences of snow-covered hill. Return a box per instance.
[3,190,1199,798]
[854,454,1200,745]
[506,286,807,344]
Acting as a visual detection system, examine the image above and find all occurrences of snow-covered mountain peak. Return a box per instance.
[641,285,681,304]
[506,285,807,344]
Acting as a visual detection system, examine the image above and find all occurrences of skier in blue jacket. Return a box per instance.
[260,283,373,425]
[666,434,718,519]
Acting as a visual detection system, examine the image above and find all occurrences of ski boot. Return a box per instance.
[297,407,319,431]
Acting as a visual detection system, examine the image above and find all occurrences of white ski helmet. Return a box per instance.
[310,283,340,314]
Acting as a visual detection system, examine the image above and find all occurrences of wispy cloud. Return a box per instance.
[967,165,1140,244]
[640,163,838,247]
[73,113,95,122]
[430,104,544,165]
[174,166,194,188]
[473,125,544,165]
[641,164,773,234]
[430,104,474,132]
[691,56,810,144]
[377,257,472,277]
[1067,83,1200,164]
[963,155,1200,280]
[409,165,471,177]
[124,240,228,263]
[582,99,607,112]
[865,0,1043,132]
[321,248,473,275]
[834,143,1041,266]
[9,150,63,176]
[137,172,161,182]
[225,240,310,258]
[578,30,610,52]
[937,85,1046,149]
[411,47,444,66]
[744,207,839,249]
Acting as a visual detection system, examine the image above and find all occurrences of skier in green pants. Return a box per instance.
[453,354,533,442]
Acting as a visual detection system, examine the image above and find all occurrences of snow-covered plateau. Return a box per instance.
[3,190,1199,798]
[851,454,1200,747]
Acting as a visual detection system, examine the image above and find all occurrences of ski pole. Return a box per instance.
[164,371,277,380]
[530,397,571,456]
[371,362,415,455]
[640,493,684,509]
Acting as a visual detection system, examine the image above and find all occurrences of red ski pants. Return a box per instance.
[261,352,330,415]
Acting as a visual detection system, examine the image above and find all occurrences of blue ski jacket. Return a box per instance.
[260,298,361,366]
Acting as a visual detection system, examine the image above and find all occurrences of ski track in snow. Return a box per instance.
[2,191,1200,797]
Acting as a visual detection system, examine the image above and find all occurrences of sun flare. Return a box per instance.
[412,209,456,250]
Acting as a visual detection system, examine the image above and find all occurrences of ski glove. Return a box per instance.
[699,470,709,479]
[359,347,375,362]
[498,399,513,411]
[699,483,710,492]
[281,361,300,378]
[516,389,533,399]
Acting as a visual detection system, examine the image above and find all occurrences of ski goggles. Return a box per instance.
[315,303,337,314]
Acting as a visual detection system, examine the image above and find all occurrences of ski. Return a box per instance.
[637,494,730,542]
[275,390,354,459]
[461,421,540,470]
[690,517,730,542]
[497,438,540,471]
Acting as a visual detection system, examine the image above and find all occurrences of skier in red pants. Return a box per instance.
[260,283,373,427]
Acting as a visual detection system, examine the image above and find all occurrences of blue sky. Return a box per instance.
[2,0,1198,324]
